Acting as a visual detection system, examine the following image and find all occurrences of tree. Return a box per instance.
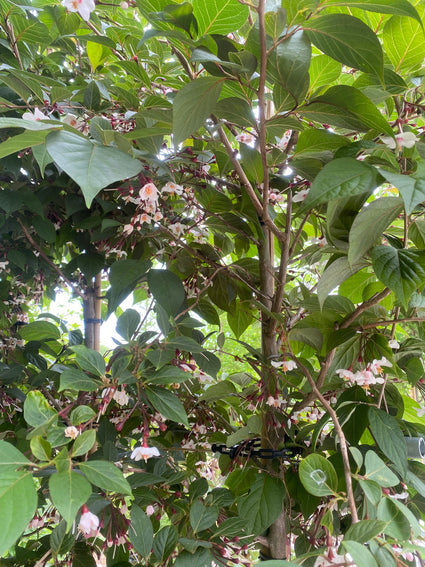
[0,0,425,565]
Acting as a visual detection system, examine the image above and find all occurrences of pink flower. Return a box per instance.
[146,505,155,517]
[139,182,158,203]
[381,131,419,150]
[168,222,185,237]
[63,0,95,21]
[78,505,99,538]
[236,132,255,144]
[131,443,160,462]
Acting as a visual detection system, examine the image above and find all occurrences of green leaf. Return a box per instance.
[189,500,219,533]
[24,390,57,428]
[299,454,338,496]
[59,368,102,393]
[147,366,191,385]
[383,13,425,73]
[165,336,205,353]
[192,0,249,36]
[348,197,404,264]
[116,308,140,341]
[72,430,96,458]
[308,54,341,94]
[50,520,75,556]
[0,117,62,131]
[192,350,221,377]
[147,269,185,317]
[238,475,285,535]
[0,470,37,557]
[19,321,60,342]
[302,158,379,211]
[107,259,152,315]
[30,436,51,461]
[380,169,425,216]
[324,0,422,24]
[174,549,214,567]
[377,498,411,539]
[269,30,311,111]
[71,345,106,377]
[45,130,143,207]
[0,441,31,470]
[317,257,368,307]
[364,450,400,487]
[153,525,178,562]
[173,77,223,145]
[70,406,97,426]
[368,406,407,476]
[0,130,49,159]
[345,519,387,543]
[128,506,153,558]
[227,301,253,338]
[145,386,189,426]
[295,128,349,158]
[305,14,383,81]
[302,85,394,135]
[79,461,132,495]
[49,471,92,528]
[358,478,382,506]
[371,246,425,309]
[341,541,379,567]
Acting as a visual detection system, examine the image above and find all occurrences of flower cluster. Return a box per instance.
[336,357,392,388]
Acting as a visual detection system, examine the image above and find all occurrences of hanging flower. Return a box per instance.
[388,339,400,349]
[78,505,100,538]
[113,388,129,406]
[271,360,297,372]
[63,0,95,21]
[161,181,184,196]
[381,131,419,150]
[236,132,255,144]
[131,442,160,462]
[139,182,158,203]
[168,222,185,237]
[22,108,47,121]
[292,188,309,202]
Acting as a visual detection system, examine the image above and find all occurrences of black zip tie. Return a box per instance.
[211,438,303,460]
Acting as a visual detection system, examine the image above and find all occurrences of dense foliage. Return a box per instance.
[1,0,425,565]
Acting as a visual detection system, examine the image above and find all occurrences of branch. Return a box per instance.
[340,289,391,329]
[17,218,85,299]
[356,316,425,330]
[295,359,359,523]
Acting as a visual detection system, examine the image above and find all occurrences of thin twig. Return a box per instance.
[17,218,85,299]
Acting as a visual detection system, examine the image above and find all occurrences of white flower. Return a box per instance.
[369,357,392,374]
[416,406,425,418]
[113,389,129,406]
[78,506,99,537]
[64,425,80,439]
[131,444,160,462]
[271,360,297,372]
[161,181,184,196]
[266,395,285,408]
[388,339,400,349]
[0,261,8,270]
[63,0,95,21]
[146,505,155,516]
[168,222,185,237]
[292,188,309,202]
[22,108,47,121]
[139,182,158,203]
[381,131,419,150]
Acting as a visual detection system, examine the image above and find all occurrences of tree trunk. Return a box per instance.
[83,273,102,352]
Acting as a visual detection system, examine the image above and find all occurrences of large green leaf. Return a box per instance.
[269,31,311,111]
[323,0,422,24]
[348,197,404,264]
[345,519,387,543]
[58,368,102,393]
[299,454,338,496]
[107,259,152,315]
[305,14,384,81]
[301,157,379,211]
[0,470,37,557]
[317,257,368,307]
[19,321,61,342]
[383,13,425,73]
[147,269,185,317]
[380,168,425,215]
[364,451,400,487]
[128,506,153,558]
[377,498,411,539]
[71,345,105,377]
[341,541,379,567]
[0,130,49,159]
[79,461,132,494]
[192,0,249,36]
[238,475,285,535]
[173,77,223,145]
[145,386,189,426]
[49,471,92,528]
[0,441,31,471]
[189,501,219,533]
[301,85,394,135]
[368,407,407,476]
[45,130,143,207]
[24,390,57,428]
[0,117,62,131]
[308,54,341,94]
[153,525,178,562]
[371,246,425,309]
